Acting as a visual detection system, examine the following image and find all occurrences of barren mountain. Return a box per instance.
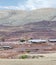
[0,8,56,41]
[0,8,56,26]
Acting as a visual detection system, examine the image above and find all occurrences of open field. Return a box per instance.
[0,53,56,65]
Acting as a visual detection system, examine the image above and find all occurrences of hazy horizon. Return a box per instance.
[0,0,56,10]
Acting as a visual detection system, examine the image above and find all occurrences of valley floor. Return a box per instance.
[0,53,56,65]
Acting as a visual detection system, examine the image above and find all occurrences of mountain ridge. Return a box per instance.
[0,8,56,26]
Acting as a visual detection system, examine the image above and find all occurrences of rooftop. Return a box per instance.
[48,39,56,41]
[28,39,47,43]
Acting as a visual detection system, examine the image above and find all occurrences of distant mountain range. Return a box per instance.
[0,8,56,41]
[0,8,56,26]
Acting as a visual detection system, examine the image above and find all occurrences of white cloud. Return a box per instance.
[0,6,19,10]
[18,0,56,10]
[0,0,56,10]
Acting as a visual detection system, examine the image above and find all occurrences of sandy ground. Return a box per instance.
[0,53,56,65]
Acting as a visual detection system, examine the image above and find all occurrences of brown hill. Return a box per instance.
[0,21,56,41]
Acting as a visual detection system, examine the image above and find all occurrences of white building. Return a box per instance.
[2,46,13,49]
[48,39,56,42]
[28,39,47,43]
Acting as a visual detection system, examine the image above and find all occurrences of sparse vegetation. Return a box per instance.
[32,56,36,59]
[20,55,28,59]
[39,55,45,58]
[26,49,30,53]
[20,39,25,42]
[18,55,45,59]
[1,38,5,42]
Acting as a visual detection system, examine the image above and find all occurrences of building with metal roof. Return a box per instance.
[48,39,56,42]
[28,39,47,43]
[2,46,13,50]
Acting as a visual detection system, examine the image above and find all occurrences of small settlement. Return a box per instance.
[0,39,56,54]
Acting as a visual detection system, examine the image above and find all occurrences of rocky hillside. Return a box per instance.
[0,20,56,41]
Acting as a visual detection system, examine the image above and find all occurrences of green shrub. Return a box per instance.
[20,55,28,59]
[20,39,25,42]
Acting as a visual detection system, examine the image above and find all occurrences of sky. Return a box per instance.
[0,0,56,10]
